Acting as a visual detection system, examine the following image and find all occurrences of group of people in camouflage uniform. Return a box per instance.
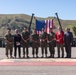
[5,28,30,59]
[5,26,73,59]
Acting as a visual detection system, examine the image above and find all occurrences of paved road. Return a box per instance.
[0,47,76,75]
[0,47,76,59]
[0,66,76,75]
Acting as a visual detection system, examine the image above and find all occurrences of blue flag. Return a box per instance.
[36,20,45,31]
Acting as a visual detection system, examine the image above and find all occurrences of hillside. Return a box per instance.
[0,14,76,37]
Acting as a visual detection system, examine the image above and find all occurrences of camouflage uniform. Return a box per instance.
[22,31,30,58]
[32,33,39,58]
[48,32,55,58]
[40,32,48,58]
[5,34,13,58]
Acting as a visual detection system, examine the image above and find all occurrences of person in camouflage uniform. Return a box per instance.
[40,28,48,58]
[32,29,39,58]
[48,28,55,58]
[22,27,30,58]
[5,29,13,58]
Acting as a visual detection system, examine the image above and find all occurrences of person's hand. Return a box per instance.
[70,43,72,45]
[24,40,27,42]
[35,41,37,43]
[56,40,60,42]
[47,41,49,43]
[9,42,12,44]
[43,39,44,41]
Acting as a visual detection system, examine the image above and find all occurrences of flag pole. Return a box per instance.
[29,13,34,34]
[55,13,62,29]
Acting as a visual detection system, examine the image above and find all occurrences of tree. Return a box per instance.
[72,26,76,36]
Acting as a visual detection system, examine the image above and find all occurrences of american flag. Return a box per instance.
[36,19,54,34]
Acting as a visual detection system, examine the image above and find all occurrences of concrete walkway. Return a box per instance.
[0,47,76,75]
